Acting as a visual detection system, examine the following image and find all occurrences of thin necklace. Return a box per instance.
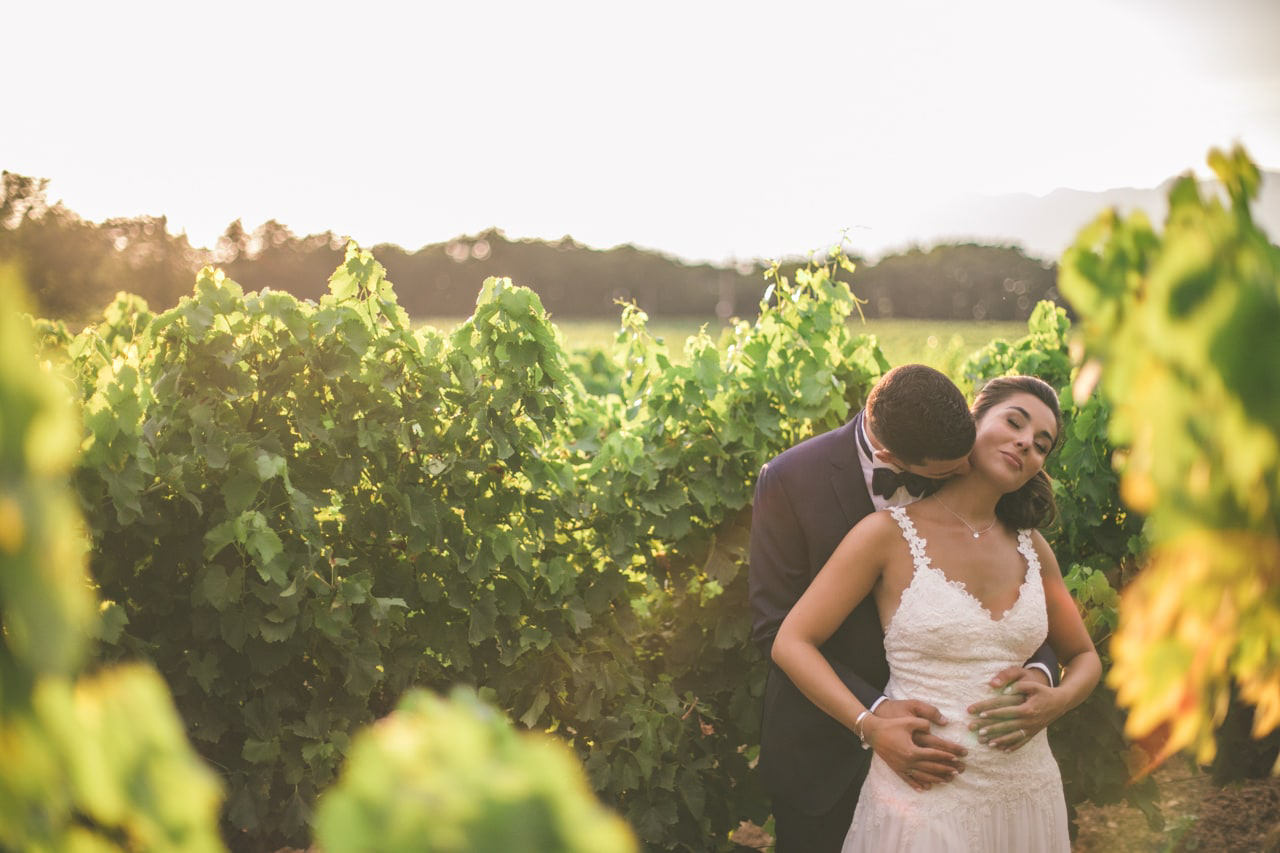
[932,494,997,539]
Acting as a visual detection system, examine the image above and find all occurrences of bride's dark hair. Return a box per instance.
[971,375,1062,530]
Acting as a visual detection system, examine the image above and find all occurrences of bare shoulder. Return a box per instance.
[819,509,904,583]
[864,507,907,535]
[839,509,905,553]
[1026,528,1062,574]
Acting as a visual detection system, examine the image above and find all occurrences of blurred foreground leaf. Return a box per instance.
[315,687,637,853]
[1060,144,1280,766]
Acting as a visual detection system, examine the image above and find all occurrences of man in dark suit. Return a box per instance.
[749,364,1058,852]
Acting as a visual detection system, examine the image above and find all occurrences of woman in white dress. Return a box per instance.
[771,376,1101,852]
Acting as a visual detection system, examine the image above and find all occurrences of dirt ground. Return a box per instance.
[728,761,1280,852]
[1072,761,1280,853]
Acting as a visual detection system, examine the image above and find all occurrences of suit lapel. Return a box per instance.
[830,411,876,529]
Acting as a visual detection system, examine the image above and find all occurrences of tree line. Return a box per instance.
[1,170,1061,322]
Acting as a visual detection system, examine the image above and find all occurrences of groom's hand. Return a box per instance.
[967,665,1065,751]
[867,699,967,792]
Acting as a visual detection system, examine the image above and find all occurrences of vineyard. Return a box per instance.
[2,146,1277,850]
[425,317,1031,375]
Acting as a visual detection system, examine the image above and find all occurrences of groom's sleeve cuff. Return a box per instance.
[868,696,887,713]
[1027,662,1054,685]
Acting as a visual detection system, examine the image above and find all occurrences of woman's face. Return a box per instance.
[970,391,1058,490]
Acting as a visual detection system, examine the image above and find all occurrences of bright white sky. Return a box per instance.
[6,0,1279,262]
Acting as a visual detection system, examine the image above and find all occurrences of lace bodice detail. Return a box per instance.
[841,507,1068,851]
[884,506,1047,698]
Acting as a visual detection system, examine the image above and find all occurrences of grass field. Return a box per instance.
[420,315,1031,374]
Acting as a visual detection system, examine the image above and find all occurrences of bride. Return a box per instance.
[771,375,1100,852]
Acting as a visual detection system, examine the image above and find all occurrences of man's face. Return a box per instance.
[904,456,971,480]
[875,449,971,480]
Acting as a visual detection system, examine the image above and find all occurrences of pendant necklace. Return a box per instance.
[932,494,997,539]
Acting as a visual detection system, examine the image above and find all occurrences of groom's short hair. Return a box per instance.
[866,364,975,465]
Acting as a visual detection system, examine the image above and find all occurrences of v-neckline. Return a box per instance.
[885,506,1035,629]
[918,560,1031,625]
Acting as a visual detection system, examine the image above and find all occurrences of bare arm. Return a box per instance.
[772,512,966,789]
[771,513,890,729]
[1039,531,1102,710]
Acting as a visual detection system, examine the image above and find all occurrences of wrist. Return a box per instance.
[853,709,870,749]
[858,711,883,749]
[1046,682,1072,715]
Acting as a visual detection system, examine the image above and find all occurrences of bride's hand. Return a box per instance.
[966,667,1066,751]
[867,699,967,791]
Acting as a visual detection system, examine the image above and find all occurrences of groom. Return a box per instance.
[749,364,1058,852]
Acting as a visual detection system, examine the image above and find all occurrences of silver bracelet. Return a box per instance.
[854,709,872,750]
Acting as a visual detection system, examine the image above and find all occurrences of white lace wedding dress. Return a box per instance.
[843,507,1070,852]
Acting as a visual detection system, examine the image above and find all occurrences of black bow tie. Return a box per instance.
[856,413,942,500]
[871,467,939,499]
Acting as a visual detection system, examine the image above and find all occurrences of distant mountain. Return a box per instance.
[902,171,1280,264]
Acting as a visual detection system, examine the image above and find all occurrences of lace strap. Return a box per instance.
[1016,529,1042,578]
[887,506,930,572]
